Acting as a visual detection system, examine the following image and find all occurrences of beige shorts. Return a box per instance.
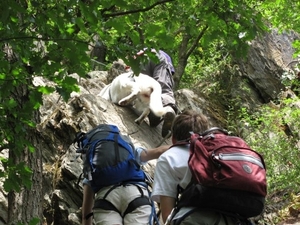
[93,183,152,225]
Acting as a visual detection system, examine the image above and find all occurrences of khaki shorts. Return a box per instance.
[93,183,152,225]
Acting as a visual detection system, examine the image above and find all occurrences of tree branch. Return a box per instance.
[102,0,175,18]
[186,24,209,58]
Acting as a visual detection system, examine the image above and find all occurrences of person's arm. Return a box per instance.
[160,195,176,223]
[82,184,94,225]
[139,145,170,162]
[136,48,157,56]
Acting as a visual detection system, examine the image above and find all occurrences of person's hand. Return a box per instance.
[135,147,147,165]
[136,50,145,56]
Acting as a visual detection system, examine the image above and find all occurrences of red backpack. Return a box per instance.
[176,127,267,219]
[189,127,267,196]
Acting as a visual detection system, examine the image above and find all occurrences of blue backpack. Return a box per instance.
[74,124,146,192]
[74,124,160,224]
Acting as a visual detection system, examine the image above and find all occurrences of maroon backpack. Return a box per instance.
[189,127,267,196]
[176,127,267,219]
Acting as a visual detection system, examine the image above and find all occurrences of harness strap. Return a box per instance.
[122,182,151,216]
[102,183,123,199]
[93,199,121,215]
[94,182,151,218]
[84,212,94,220]
[131,182,160,225]
[123,196,151,216]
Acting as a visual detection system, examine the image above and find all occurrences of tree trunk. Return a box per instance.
[174,25,209,89]
[174,34,190,90]
[7,95,44,224]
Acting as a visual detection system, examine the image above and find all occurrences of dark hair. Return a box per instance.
[171,109,209,141]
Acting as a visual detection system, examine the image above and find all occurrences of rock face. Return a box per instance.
[0,30,299,225]
[217,30,300,111]
[239,30,299,103]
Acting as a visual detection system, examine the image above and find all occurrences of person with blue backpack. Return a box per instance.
[75,124,170,225]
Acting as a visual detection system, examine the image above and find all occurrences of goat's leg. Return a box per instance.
[119,92,137,106]
[135,108,151,125]
[118,89,140,106]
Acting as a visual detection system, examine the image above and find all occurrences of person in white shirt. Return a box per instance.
[151,109,240,225]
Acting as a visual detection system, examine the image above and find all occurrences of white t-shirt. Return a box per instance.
[151,144,192,202]
[151,144,197,222]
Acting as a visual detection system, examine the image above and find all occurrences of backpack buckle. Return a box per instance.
[211,151,222,169]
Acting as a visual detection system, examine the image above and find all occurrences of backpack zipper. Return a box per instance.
[213,153,264,169]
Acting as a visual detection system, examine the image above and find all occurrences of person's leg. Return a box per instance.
[124,204,152,225]
[151,60,177,137]
[142,56,177,137]
[151,62,175,104]
[147,111,163,127]
[147,101,176,138]
[93,209,123,225]
[161,104,176,138]
[142,54,176,107]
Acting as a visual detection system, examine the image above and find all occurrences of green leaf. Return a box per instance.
[12,69,20,75]
[10,16,18,23]
[75,17,87,33]
[37,86,55,95]
[5,98,17,109]
[28,144,36,153]
[3,177,20,192]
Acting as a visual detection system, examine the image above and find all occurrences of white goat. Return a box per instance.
[98,71,166,125]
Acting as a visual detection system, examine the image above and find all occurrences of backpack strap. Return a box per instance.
[171,207,198,225]
[93,181,156,222]
[76,173,84,188]
[113,132,120,162]
[201,127,228,136]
